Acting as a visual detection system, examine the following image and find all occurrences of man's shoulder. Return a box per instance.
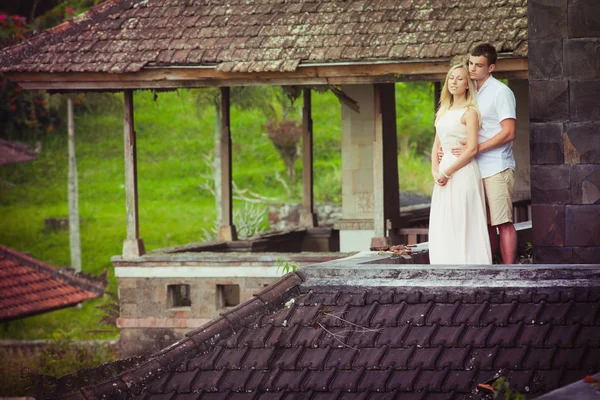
[489,76,513,94]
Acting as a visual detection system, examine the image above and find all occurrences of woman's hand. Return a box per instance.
[434,171,449,186]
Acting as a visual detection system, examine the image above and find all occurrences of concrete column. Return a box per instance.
[335,85,375,251]
[509,79,531,202]
[335,84,401,251]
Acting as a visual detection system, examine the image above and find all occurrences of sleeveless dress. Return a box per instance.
[428,107,492,264]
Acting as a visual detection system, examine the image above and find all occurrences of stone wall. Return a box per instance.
[114,253,345,357]
[268,203,342,231]
[528,0,600,263]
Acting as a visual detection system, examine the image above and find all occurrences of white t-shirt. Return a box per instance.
[475,75,517,179]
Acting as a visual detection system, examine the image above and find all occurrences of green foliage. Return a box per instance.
[492,377,527,400]
[396,82,436,155]
[276,258,298,275]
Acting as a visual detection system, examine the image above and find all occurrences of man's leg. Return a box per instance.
[483,169,515,263]
[497,222,517,264]
[488,225,498,258]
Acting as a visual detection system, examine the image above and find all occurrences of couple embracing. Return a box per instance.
[429,43,517,265]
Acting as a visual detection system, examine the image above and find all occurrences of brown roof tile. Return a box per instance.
[0,0,528,74]
[33,259,600,400]
[0,244,106,321]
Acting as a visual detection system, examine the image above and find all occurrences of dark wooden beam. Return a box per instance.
[371,83,401,249]
[122,89,145,258]
[300,88,317,228]
[5,58,528,91]
[218,86,237,241]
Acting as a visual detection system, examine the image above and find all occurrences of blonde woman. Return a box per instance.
[428,63,492,264]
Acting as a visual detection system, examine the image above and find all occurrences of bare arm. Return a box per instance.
[478,118,516,153]
[443,108,479,177]
[431,134,447,186]
[431,134,441,175]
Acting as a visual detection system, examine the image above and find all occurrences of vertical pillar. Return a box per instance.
[300,88,318,227]
[508,79,530,202]
[336,85,375,251]
[218,87,237,241]
[67,97,81,271]
[122,90,145,258]
[528,0,600,263]
[371,83,401,248]
[434,81,441,115]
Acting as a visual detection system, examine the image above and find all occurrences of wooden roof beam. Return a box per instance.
[6,58,528,91]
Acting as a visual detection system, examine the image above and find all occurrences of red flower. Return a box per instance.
[46,125,54,132]
[66,7,74,14]
[10,104,17,111]
[0,14,7,22]
[75,99,82,105]
[13,86,23,93]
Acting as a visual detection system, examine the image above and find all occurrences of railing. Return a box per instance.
[397,199,532,245]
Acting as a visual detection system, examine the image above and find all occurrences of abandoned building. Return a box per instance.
[1,0,599,397]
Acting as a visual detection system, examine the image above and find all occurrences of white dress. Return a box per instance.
[428,108,492,264]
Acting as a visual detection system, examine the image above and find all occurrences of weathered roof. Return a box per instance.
[0,139,38,166]
[0,0,527,76]
[35,254,600,400]
[0,244,107,322]
[535,371,600,400]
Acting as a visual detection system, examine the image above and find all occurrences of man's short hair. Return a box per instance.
[471,43,498,65]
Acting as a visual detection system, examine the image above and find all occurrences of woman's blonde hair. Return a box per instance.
[435,63,480,125]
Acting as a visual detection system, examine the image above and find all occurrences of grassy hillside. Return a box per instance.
[0,85,434,340]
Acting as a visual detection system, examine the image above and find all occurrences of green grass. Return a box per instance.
[0,85,433,342]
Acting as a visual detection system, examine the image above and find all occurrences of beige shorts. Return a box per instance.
[483,168,514,226]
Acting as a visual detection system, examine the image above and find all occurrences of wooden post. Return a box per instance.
[218,87,237,241]
[122,90,145,258]
[300,88,318,228]
[371,83,401,249]
[67,97,81,271]
[434,81,442,114]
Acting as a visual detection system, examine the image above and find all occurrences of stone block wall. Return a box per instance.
[114,253,344,357]
[528,0,600,263]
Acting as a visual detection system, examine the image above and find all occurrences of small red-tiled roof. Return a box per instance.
[33,256,600,400]
[0,244,107,322]
[0,0,527,75]
[0,139,38,166]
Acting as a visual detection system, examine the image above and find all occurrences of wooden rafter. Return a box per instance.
[6,58,528,91]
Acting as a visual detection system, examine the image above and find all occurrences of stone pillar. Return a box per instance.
[335,85,376,252]
[508,79,530,202]
[528,0,600,263]
[335,84,401,252]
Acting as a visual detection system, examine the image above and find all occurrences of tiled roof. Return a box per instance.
[35,254,600,400]
[0,0,528,74]
[0,139,38,166]
[0,244,107,322]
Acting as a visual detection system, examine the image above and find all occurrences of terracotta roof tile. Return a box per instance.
[0,0,528,74]
[0,245,106,321]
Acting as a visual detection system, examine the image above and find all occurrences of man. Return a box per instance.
[445,43,517,263]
